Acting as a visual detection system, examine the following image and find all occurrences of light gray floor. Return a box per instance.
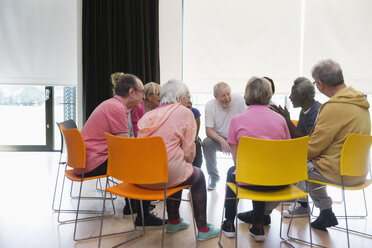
[0,151,371,248]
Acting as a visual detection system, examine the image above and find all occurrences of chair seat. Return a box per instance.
[226,182,307,202]
[308,179,372,190]
[65,169,106,182]
[106,182,190,201]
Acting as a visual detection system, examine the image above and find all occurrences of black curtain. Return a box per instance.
[82,0,160,122]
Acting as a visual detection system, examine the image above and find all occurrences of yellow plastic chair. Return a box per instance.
[58,125,115,241]
[98,133,196,248]
[218,136,311,248]
[288,133,372,248]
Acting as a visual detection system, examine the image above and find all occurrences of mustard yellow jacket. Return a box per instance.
[308,87,371,185]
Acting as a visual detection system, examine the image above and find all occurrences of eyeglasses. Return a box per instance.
[134,88,144,94]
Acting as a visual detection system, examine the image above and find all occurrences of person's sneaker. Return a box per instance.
[166,218,190,233]
[197,223,220,241]
[134,213,168,228]
[283,202,310,218]
[311,209,338,230]
[237,210,271,225]
[249,224,265,242]
[221,220,235,238]
[208,181,217,190]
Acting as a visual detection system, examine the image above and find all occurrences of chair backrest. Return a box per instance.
[105,133,168,184]
[236,136,309,186]
[60,125,86,169]
[340,133,372,177]
[57,119,78,154]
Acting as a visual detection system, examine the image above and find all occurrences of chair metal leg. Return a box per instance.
[58,173,116,225]
[52,161,64,211]
[73,178,117,241]
[188,188,199,248]
[327,179,372,246]
[70,177,117,200]
[98,181,142,248]
[162,190,167,248]
[217,193,226,248]
[342,186,351,248]
[286,198,325,247]
[311,186,368,219]
[279,202,295,248]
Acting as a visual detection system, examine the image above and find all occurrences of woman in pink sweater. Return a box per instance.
[138,79,220,241]
[221,77,290,242]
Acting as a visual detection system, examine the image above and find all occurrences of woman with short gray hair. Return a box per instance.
[137,79,220,241]
[221,76,290,242]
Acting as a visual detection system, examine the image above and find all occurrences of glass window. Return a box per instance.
[0,85,46,145]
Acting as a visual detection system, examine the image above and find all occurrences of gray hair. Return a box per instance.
[293,77,315,99]
[311,59,344,86]
[213,82,231,98]
[115,74,140,97]
[160,79,189,105]
[244,77,272,105]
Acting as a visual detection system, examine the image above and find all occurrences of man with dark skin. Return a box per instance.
[270,77,321,139]
[239,77,321,223]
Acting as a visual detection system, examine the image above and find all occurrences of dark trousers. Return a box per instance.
[167,167,207,228]
[192,137,203,168]
[224,166,286,224]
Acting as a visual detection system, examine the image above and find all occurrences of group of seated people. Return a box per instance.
[74,58,371,243]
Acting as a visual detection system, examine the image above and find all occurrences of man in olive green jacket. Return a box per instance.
[285,59,371,230]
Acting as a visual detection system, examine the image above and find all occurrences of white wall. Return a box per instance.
[0,0,77,86]
[159,0,183,84]
[160,0,372,95]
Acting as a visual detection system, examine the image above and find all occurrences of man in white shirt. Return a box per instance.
[202,82,246,190]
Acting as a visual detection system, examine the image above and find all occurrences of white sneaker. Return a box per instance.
[283,202,310,218]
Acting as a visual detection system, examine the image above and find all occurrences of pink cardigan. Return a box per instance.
[138,104,196,188]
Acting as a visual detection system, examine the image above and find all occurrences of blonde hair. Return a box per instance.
[244,77,272,105]
[144,82,161,100]
[111,72,125,95]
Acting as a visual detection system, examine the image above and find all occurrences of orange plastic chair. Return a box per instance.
[52,120,78,212]
[98,133,195,248]
[58,125,115,241]
[288,133,372,247]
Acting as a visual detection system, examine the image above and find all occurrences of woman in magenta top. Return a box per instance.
[130,82,161,136]
[137,79,220,241]
[221,77,290,242]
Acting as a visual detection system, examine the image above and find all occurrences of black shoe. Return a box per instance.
[135,213,168,227]
[123,204,156,215]
[149,204,156,212]
[123,205,137,215]
[311,209,338,230]
[249,224,265,242]
[237,210,271,225]
[221,220,236,238]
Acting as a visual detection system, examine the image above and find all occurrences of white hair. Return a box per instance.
[160,79,189,105]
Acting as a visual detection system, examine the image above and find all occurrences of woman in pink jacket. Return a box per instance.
[137,79,220,241]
